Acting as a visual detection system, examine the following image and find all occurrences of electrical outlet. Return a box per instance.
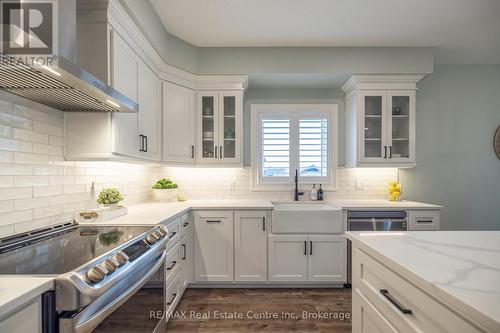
[355,178,365,190]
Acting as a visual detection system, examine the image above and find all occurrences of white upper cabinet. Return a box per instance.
[110,29,140,158]
[137,62,162,160]
[163,82,195,163]
[343,75,423,168]
[197,91,242,165]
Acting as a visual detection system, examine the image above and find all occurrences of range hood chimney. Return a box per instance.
[0,0,138,113]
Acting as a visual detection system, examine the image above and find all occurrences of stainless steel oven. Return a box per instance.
[346,211,407,286]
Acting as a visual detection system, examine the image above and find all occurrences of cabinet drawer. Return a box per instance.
[180,213,192,238]
[353,247,481,333]
[407,210,440,230]
[353,289,398,333]
[164,243,181,285]
[165,271,181,314]
[165,217,181,249]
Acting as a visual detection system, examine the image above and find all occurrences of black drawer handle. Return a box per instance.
[416,220,433,223]
[206,220,221,223]
[182,244,186,260]
[304,241,307,256]
[380,289,412,314]
[167,293,177,305]
[166,261,177,271]
[183,222,189,227]
[168,231,177,239]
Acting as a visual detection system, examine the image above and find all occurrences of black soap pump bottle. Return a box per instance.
[317,184,324,201]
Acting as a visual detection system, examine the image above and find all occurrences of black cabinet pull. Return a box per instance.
[206,220,221,223]
[389,146,392,158]
[139,135,144,152]
[183,222,189,227]
[310,240,313,255]
[144,136,148,152]
[304,241,307,256]
[214,146,218,159]
[167,293,177,306]
[417,220,433,224]
[191,145,195,159]
[383,146,387,159]
[262,217,266,231]
[168,231,177,239]
[166,260,177,271]
[182,244,186,260]
[219,146,223,159]
[380,289,412,314]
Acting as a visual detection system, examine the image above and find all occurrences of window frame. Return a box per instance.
[251,104,339,191]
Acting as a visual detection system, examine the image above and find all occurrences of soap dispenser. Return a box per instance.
[310,184,318,201]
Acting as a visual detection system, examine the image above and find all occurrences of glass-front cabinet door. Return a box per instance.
[198,91,241,164]
[200,93,218,161]
[359,91,387,162]
[387,90,415,162]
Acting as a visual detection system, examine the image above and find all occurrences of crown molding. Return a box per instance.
[341,74,426,95]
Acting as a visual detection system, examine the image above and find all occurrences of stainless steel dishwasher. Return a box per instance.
[346,211,407,287]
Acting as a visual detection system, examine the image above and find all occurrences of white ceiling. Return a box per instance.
[150,0,500,64]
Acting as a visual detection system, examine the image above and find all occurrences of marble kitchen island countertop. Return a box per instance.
[346,231,500,332]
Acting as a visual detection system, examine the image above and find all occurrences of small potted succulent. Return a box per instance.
[97,188,124,208]
[152,178,178,202]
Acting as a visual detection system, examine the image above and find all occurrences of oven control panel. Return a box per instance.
[122,241,150,262]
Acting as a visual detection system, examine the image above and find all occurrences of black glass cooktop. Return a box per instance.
[0,224,152,275]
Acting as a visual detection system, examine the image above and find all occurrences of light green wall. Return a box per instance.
[199,47,434,74]
[243,88,345,166]
[400,65,500,230]
[119,0,199,72]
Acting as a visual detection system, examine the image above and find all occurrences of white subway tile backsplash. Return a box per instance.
[14,152,50,164]
[0,187,32,200]
[14,197,50,210]
[34,165,65,176]
[34,205,63,219]
[0,163,33,176]
[0,209,33,226]
[0,138,33,152]
[0,200,14,213]
[0,151,13,163]
[0,100,12,114]
[49,135,64,147]
[33,185,64,197]
[0,113,33,130]
[33,121,63,137]
[0,125,12,138]
[0,176,14,188]
[13,105,49,123]
[33,143,64,156]
[13,128,48,144]
[15,175,50,187]
[50,175,75,185]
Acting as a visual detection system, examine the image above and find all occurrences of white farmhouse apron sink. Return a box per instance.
[271,203,343,233]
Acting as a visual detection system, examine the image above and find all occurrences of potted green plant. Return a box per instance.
[97,188,124,208]
[152,178,178,202]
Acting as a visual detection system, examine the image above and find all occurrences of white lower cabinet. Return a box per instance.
[268,235,308,281]
[194,211,234,281]
[0,297,41,333]
[307,235,346,282]
[234,211,268,281]
[352,245,482,333]
[180,231,194,291]
[269,234,346,282]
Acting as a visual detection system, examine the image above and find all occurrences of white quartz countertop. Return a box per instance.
[81,199,440,226]
[346,231,500,332]
[0,277,53,317]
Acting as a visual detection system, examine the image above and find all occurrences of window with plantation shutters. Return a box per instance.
[261,118,290,178]
[253,104,337,187]
[299,118,328,177]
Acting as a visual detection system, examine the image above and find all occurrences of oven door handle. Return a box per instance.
[63,250,167,333]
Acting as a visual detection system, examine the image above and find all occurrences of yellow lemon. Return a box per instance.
[395,184,401,192]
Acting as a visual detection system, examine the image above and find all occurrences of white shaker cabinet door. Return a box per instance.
[268,234,308,281]
[194,211,234,281]
[307,235,346,282]
[110,29,140,158]
[234,211,268,281]
[138,62,161,160]
[163,82,195,163]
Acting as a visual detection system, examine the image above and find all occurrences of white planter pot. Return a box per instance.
[153,189,177,202]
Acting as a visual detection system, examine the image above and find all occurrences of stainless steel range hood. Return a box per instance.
[0,0,138,113]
